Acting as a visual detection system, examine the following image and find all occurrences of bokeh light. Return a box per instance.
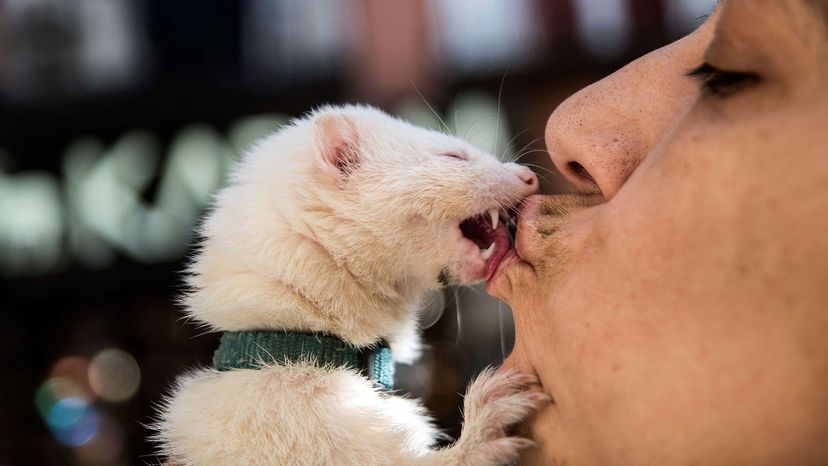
[50,356,95,399]
[573,0,632,59]
[87,348,141,402]
[35,377,89,419]
[47,397,100,447]
[0,171,64,276]
[35,374,100,448]
[33,351,134,462]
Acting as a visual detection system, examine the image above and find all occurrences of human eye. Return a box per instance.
[686,62,759,97]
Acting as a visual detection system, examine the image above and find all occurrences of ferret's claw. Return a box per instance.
[447,368,545,466]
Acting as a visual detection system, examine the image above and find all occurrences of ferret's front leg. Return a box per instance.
[428,368,548,466]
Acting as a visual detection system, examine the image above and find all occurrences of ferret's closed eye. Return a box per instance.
[441,152,468,161]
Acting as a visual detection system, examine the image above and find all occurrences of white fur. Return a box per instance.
[154,105,541,465]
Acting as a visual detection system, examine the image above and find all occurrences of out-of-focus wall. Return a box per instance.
[0,0,715,463]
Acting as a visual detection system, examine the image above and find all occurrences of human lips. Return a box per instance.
[485,197,542,284]
[513,196,543,262]
[488,248,522,283]
[486,193,600,286]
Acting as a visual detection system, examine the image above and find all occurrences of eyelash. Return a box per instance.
[687,63,759,97]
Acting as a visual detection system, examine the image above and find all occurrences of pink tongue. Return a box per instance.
[484,225,511,280]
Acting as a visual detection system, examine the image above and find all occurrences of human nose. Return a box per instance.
[544,28,711,199]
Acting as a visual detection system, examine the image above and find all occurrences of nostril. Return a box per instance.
[567,161,597,187]
[519,170,538,186]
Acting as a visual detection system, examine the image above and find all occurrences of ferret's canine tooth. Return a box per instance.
[481,242,496,260]
[489,209,499,230]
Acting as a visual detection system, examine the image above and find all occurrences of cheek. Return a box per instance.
[548,107,828,461]
[538,253,723,463]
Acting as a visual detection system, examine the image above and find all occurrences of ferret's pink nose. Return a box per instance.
[518,168,537,187]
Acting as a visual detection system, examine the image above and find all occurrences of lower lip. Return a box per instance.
[483,223,512,280]
[485,248,519,282]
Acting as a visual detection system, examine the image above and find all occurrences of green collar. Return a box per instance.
[213,330,394,390]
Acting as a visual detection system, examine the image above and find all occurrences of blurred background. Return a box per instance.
[0,0,715,464]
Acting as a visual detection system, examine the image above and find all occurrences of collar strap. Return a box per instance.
[213,330,394,390]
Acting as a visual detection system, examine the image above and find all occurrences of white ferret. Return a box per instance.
[155,105,544,465]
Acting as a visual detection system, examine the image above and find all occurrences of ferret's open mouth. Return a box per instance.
[460,209,512,281]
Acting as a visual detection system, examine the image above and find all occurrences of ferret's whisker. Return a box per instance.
[513,148,548,164]
[512,138,541,155]
[494,66,510,161]
[454,287,463,344]
[518,162,554,175]
[498,301,507,362]
[519,166,554,185]
[518,149,547,163]
[501,127,533,162]
[462,115,496,143]
[190,327,217,339]
[410,79,451,134]
[511,138,542,163]
[520,162,559,177]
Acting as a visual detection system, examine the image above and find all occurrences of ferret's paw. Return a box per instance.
[454,368,548,465]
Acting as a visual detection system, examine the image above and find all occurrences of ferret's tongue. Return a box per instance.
[484,225,511,281]
[459,213,513,281]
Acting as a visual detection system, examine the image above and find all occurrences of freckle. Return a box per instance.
[612,363,620,372]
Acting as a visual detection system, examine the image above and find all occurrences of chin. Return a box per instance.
[451,260,486,284]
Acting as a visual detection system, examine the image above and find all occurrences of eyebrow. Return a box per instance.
[804,0,828,34]
[721,0,828,38]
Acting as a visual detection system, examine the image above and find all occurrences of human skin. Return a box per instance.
[487,0,828,464]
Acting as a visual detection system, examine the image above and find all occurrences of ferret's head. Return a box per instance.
[297,105,538,286]
[190,105,537,336]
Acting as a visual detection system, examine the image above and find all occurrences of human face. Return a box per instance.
[487,1,828,464]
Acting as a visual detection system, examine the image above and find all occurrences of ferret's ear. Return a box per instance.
[314,114,361,177]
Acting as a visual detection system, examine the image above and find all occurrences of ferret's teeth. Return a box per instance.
[481,242,496,260]
[489,209,499,230]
